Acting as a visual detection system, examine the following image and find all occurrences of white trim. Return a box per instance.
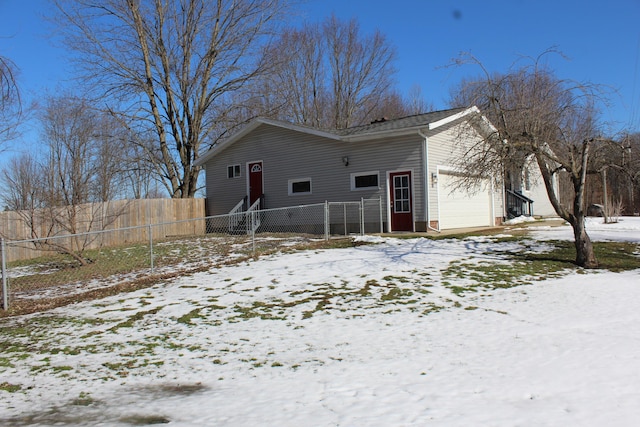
[288,177,312,196]
[350,171,380,191]
[419,131,440,232]
[428,106,480,130]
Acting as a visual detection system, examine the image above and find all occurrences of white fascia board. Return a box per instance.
[428,106,480,130]
[343,107,484,142]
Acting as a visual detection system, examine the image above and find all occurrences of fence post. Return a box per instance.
[343,204,347,236]
[360,198,365,236]
[324,201,329,240]
[1,238,7,310]
[379,196,384,234]
[148,224,154,274]
[251,211,256,254]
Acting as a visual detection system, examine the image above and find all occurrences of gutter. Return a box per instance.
[418,130,440,233]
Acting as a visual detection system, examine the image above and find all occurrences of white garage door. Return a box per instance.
[438,173,493,230]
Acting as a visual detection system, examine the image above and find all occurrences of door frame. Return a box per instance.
[386,169,415,232]
[246,160,264,207]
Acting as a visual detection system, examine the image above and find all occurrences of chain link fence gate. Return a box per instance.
[1,199,382,312]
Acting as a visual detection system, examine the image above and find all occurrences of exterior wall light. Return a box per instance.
[342,156,349,166]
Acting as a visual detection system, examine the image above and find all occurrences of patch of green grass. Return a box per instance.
[71,392,96,406]
[380,287,413,301]
[108,307,163,332]
[448,285,475,296]
[119,414,171,425]
[382,275,412,283]
[50,346,82,356]
[51,365,73,374]
[0,356,15,368]
[518,240,640,271]
[421,302,446,315]
[176,308,205,325]
[441,239,640,296]
[230,301,287,321]
[0,315,110,364]
[0,382,22,392]
[101,357,164,377]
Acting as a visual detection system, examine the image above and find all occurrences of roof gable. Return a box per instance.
[194,106,483,166]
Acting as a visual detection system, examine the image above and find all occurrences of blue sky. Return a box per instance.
[1,0,639,155]
[304,0,640,133]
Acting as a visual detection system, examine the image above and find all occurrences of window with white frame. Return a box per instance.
[351,171,379,191]
[288,178,312,195]
[227,164,241,179]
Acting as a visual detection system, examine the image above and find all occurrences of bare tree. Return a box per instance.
[364,86,435,121]
[450,52,609,268]
[54,0,291,198]
[0,54,21,149]
[622,133,640,213]
[404,84,434,116]
[597,132,640,216]
[1,95,129,265]
[259,23,328,127]
[324,15,396,128]
[260,15,399,129]
[2,153,43,213]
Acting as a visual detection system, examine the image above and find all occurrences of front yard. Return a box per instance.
[1,218,639,426]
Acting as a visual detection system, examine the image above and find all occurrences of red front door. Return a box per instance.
[248,161,263,207]
[389,171,413,232]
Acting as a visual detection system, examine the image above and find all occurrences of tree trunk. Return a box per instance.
[570,216,598,268]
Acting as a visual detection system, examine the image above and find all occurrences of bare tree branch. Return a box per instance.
[53,0,291,198]
[0,54,21,148]
[449,51,612,268]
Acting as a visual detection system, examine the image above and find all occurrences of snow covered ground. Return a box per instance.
[1,217,639,426]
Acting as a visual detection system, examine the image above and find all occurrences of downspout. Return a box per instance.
[490,178,496,226]
[418,130,440,233]
[501,168,507,221]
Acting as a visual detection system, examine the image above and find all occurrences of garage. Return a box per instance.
[438,172,493,230]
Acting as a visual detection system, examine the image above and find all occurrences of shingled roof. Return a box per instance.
[336,107,469,136]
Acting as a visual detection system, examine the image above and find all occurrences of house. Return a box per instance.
[195,107,509,232]
[504,153,560,219]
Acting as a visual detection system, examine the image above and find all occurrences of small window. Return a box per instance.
[227,164,241,179]
[351,171,379,191]
[288,178,312,195]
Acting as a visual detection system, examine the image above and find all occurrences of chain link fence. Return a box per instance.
[1,199,382,312]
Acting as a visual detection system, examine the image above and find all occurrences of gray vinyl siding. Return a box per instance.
[204,124,424,221]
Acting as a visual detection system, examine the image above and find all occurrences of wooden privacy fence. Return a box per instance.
[0,198,206,263]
